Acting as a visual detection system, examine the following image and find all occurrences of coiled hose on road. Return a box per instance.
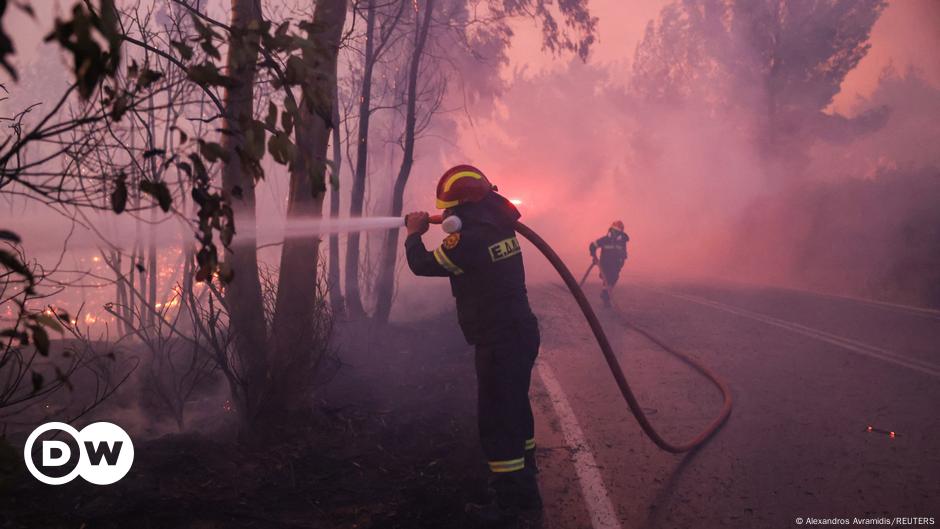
[515,221,733,453]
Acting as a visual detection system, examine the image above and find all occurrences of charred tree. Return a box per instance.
[265,0,348,423]
[219,0,269,424]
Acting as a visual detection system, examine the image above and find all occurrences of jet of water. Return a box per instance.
[269,216,405,239]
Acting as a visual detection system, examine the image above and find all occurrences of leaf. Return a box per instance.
[217,262,234,284]
[29,325,49,356]
[284,55,307,85]
[177,161,192,179]
[190,13,219,42]
[281,109,294,135]
[111,94,129,121]
[31,371,43,394]
[111,176,127,213]
[0,249,33,280]
[34,313,64,333]
[170,39,193,61]
[140,180,172,212]
[267,132,295,165]
[198,140,229,163]
[143,148,166,159]
[136,68,163,91]
[187,62,235,88]
[200,40,221,61]
[0,230,21,243]
[265,101,277,130]
[220,224,234,247]
[135,262,145,273]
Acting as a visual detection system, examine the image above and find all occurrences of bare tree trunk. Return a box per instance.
[373,0,435,324]
[112,250,128,336]
[343,0,377,319]
[264,0,348,421]
[147,208,157,327]
[220,0,268,425]
[328,81,345,317]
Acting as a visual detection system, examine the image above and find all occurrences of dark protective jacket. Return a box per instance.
[590,229,629,268]
[405,192,536,345]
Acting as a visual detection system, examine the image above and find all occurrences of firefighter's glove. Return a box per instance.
[405,211,431,236]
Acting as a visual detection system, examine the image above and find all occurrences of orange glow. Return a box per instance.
[889,431,896,438]
[866,425,873,432]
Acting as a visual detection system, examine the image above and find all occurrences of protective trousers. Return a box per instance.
[474,317,541,508]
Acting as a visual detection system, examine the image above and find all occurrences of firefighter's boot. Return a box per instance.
[466,468,542,526]
[600,287,611,307]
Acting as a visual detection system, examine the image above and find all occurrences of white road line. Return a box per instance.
[657,289,940,379]
[789,288,940,321]
[536,360,623,529]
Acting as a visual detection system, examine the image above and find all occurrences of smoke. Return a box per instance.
[445,0,940,306]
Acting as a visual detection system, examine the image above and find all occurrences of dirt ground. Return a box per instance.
[0,311,503,529]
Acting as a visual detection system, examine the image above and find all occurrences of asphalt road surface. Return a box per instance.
[528,279,940,529]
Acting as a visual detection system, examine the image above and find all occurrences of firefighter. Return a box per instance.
[404,164,541,525]
[589,220,629,307]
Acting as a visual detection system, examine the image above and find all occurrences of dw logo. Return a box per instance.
[23,422,134,485]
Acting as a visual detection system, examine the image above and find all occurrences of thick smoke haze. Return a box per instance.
[444,0,940,306]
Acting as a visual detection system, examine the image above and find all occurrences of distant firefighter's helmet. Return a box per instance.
[436,165,493,209]
[611,220,625,232]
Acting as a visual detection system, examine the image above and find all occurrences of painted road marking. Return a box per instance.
[537,360,623,529]
[783,287,940,321]
[657,289,940,379]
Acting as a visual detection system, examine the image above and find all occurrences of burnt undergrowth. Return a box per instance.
[0,310,491,529]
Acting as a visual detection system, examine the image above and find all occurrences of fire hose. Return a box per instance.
[424,214,732,452]
[514,222,732,453]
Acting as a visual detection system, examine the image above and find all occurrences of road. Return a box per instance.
[528,278,940,529]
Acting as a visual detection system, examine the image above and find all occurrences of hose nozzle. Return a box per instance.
[404,213,460,233]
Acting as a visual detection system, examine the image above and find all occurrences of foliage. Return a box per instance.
[631,0,888,159]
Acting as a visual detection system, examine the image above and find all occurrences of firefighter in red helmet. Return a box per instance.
[589,220,630,307]
[404,165,542,525]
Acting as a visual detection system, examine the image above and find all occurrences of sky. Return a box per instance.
[499,0,940,114]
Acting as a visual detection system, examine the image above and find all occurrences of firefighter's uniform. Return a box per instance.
[590,227,629,300]
[405,192,541,510]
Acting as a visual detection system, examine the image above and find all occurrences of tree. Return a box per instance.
[1,0,351,434]
[339,0,596,323]
[632,0,888,164]
[372,0,437,324]
[343,0,405,319]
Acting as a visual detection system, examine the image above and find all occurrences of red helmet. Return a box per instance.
[436,165,493,209]
[611,220,624,231]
